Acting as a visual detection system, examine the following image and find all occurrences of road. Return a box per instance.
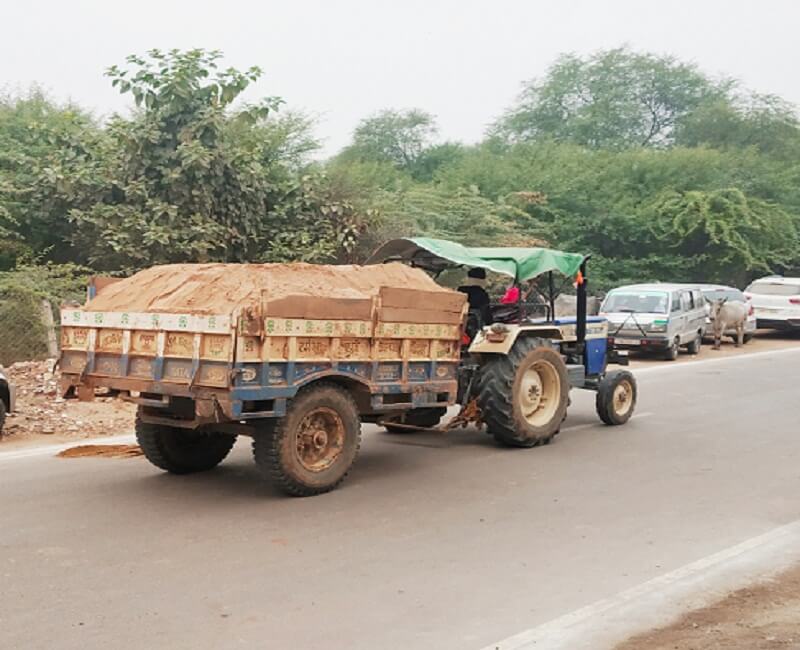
[2,348,800,650]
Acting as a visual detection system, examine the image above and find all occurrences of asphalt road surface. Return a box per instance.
[2,349,799,650]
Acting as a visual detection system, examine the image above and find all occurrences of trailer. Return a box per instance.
[59,241,637,496]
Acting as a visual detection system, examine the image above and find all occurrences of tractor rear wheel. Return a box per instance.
[477,337,569,448]
[135,411,237,474]
[383,408,446,433]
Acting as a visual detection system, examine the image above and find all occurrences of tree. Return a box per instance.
[68,49,357,270]
[648,188,798,285]
[0,88,102,265]
[492,48,726,149]
[339,109,438,173]
[676,93,800,160]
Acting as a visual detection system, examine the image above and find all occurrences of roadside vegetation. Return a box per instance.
[1,46,799,309]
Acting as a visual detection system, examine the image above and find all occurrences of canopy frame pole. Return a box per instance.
[547,271,556,322]
[576,259,589,371]
[514,263,525,323]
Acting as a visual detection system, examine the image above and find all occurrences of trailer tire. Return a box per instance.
[253,383,361,497]
[0,399,6,436]
[596,370,637,425]
[383,408,446,433]
[135,413,236,474]
[477,337,569,448]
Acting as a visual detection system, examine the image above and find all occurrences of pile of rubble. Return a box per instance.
[0,359,135,441]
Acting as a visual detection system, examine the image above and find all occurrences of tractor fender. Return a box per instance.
[468,324,564,355]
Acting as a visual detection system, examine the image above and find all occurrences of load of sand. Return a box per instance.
[83,262,456,316]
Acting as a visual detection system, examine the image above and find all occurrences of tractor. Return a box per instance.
[367,238,638,446]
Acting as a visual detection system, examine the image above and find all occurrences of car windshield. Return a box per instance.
[602,291,669,314]
[745,281,800,296]
[702,288,744,302]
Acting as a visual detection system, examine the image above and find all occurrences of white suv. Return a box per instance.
[744,276,800,331]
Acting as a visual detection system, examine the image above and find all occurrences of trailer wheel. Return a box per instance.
[135,412,236,474]
[596,370,637,425]
[383,408,446,433]
[0,399,6,436]
[477,337,569,448]
[253,383,361,497]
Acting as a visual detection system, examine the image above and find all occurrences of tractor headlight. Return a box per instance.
[649,320,668,333]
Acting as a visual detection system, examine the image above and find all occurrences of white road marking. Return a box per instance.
[632,344,800,376]
[0,434,136,463]
[479,519,800,650]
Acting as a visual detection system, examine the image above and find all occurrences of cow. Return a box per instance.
[708,298,749,349]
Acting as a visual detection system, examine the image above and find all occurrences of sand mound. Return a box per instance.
[84,262,449,315]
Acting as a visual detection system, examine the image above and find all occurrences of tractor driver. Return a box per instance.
[458,267,491,327]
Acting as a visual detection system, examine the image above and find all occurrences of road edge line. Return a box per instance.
[632,344,800,376]
[479,519,800,650]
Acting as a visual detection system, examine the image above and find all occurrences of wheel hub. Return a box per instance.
[296,408,344,472]
[312,430,328,449]
[612,380,633,416]
[519,360,561,427]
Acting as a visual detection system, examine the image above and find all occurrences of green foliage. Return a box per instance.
[676,93,800,160]
[648,188,798,285]
[0,262,91,304]
[338,109,439,178]
[0,289,49,366]
[0,263,91,365]
[66,49,365,270]
[1,45,799,314]
[0,88,102,263]
[492,47,726,149]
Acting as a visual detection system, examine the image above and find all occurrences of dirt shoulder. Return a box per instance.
[628,329,800,369]
[0,359,135,449]
[616,564,800,649]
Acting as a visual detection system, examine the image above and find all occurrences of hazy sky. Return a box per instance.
[2,0,798,155]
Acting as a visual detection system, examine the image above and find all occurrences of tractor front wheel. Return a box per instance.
[477,338,569,448]
[596,370,637,425]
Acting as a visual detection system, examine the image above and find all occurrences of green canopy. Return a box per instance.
[366,237,586,282]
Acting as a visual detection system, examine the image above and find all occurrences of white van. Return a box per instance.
[600,284,707,360]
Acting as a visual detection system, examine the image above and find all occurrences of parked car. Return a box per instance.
[600,283,707,360]
[744,276,800,331]
[696,284,757,343]
[0,368,14,435]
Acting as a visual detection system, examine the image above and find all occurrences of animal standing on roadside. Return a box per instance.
[709,298,749,349]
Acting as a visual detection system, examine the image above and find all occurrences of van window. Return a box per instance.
[681,291,693,310]
[602,290,669,314]
[671,293,681,313]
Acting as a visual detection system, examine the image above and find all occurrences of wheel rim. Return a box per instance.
[295,407,345,472]
[519,360,561,427]
[612,380,634,417]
